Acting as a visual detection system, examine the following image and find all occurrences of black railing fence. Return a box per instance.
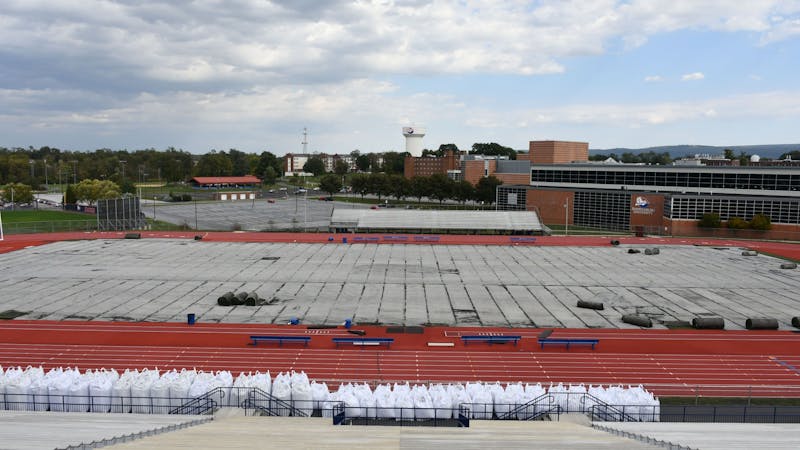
[3,388,799,424]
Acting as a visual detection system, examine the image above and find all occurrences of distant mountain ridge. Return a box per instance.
[589,144,800,159]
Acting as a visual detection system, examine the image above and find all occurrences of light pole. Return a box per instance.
[564,197,569,236]
[119,160,126,183]
[194,199,198,230]
[153,196,156,221]
[43,158,48,191]
[71,160,77,184]
[29,160,34,180]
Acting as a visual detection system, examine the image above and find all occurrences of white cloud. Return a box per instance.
[682,72,705,81]
[1,1,800,151]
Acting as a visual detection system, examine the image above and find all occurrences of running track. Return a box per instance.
[1,321,800,398]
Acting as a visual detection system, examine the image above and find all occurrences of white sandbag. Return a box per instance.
[453,389,472,419]
[375,386,396,419]
[430,388,453,419]
[66,380,90,412]
[169,379,192,409]
[310,381,330,411]
[230,373,253,409]
[292,380,313,416]
[548,383,569,413]
[271,378,292,417]
[88,376,114,413]
[5,376,33,411]
[494,387,518,418]
[412,386,434,420]
[470,389,492,419]
[321,391,341,418]
[251,371,272,395]
[149,377,172,412]
[395,392,414,421]
[48,372,75,412]
[567,384,587,412]
[341,390,363,418]
[130,370,158,414]
[353,383,376,418]
[30,377,50,411]
[111,379,132,413]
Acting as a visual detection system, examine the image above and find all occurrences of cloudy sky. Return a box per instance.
[2,1,799,155]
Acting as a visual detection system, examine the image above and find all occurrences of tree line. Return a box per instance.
[336,173,504,205]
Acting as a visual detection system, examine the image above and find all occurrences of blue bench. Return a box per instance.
[461,335,521,346]
[538,338,599,350]
[332,337,394,348]
[510,237,537,243]
[249,336,311,347]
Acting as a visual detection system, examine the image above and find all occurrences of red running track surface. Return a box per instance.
[1,321,800,398]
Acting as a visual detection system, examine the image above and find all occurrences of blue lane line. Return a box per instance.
[772,358,800,375]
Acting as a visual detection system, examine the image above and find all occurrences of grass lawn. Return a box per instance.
[0,210,92,223]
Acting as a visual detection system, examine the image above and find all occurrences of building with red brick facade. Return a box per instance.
[403,151,460,179]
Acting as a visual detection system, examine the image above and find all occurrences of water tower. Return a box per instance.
[402,126,426,157]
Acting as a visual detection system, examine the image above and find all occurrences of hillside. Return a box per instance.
[590,144,800,159]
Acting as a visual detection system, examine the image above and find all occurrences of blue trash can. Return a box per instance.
[344,318,352,329]
[187,313,196,325]
[289,317,299,325]
[342,237,347,244]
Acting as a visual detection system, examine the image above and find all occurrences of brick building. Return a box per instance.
[403,150,460,179]
[523,141,589,164]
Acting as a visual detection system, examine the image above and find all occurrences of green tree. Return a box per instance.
[194,151,232,176]
[355,154,371,172]
[1,182,34,204]
[303,157,326,176]
[471,143,516,159]
[697,213,721,228]
[778,150,800,160]
[64,184,77,205]
[350,174,370,198]
[452,180,475,204]
[333,159,349,176]
[228,149,249,176]
[389,174,410,201]
[318,174,342,196]
[475,175,503,204]
[428,173,453,204]
[749,214,772,230]
[381,152,407,174]
[262,166,278,185]
[369,173,392,200]
[74,179,121,205]
[727,217,749,229]
[723,149,735,160]
[256,151,283,182]
[410,176,431,203]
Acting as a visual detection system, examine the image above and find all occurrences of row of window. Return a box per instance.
[666,197,800,223]
[531,170,799,191]
[573,191,630,231]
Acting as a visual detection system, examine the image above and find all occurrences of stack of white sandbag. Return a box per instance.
[87,368,119,412]
[1,366,44,411]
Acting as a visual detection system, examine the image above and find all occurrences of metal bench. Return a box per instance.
[538,338,599,350]
[460,335,521,346]
[332,337,394,348]
[249,335,311,347]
